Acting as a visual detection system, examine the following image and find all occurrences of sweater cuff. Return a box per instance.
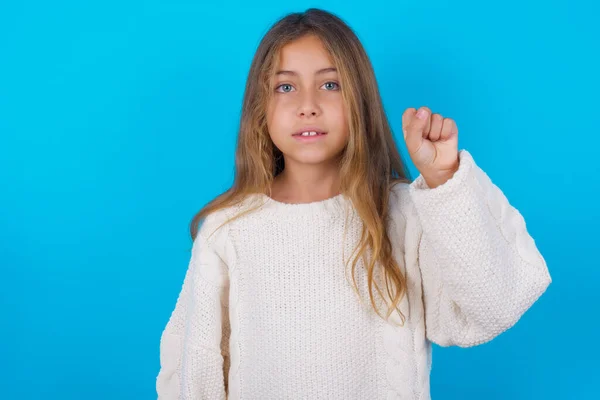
[407,149,488,250]
[409,149,474,194]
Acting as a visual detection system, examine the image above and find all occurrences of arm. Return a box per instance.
[409,149,551,347]
[156,213,230,399]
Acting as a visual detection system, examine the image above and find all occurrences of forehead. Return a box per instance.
[275,34,335,70]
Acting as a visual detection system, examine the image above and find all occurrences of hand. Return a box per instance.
[402,106,460,188]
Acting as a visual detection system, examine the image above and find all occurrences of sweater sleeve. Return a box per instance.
[408,149,551,347]
[156,213,230,399]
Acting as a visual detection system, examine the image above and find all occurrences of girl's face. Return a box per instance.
[266,34,349,168]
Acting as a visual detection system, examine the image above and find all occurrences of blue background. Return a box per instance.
[1,0,598,398]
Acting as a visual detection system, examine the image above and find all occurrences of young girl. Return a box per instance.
[156,8,551,400]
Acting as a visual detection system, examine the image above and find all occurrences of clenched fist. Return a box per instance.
[402,106,460,189]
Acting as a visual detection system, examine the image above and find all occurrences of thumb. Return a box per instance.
[403,107,431,154]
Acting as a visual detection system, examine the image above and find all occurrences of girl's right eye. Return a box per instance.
[275,84,295,93]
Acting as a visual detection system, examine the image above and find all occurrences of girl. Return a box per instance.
[156,8,551,400]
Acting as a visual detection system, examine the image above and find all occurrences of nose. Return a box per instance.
[297,91,321,118]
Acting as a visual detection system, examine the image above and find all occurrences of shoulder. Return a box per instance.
[198,208,230,241]
[189,208,233,284]
[194,205,237,263]
[194,194,262,265]
[197,194,261,242]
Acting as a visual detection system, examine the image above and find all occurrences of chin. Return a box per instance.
[286,150,344,166]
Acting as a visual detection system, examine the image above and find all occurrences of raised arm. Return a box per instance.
[409,150,551,347]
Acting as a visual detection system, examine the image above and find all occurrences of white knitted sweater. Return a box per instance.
[156,149,551,399]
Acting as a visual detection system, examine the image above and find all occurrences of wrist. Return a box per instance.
[422,165,459,189]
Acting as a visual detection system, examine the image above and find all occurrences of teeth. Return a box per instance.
[301,131,318,136]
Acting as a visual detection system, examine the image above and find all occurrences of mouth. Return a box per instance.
[292,130,328,142]
[292,130,328,137]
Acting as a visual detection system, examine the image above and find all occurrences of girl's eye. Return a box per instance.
[322,81,340,90]
[276,84,295,93]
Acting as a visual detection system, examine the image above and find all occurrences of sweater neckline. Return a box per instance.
[257,192,348,216]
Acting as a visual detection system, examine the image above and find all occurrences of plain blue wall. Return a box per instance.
[1,0,598,398]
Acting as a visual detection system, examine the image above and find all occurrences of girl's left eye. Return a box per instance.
[322,82,340,90]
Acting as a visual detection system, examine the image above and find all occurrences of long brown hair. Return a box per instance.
[190,8,413,324]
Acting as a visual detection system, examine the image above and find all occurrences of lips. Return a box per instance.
[292,128,327,137]
[293,132,327,137]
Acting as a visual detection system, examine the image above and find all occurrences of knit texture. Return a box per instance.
[156,149,551,399]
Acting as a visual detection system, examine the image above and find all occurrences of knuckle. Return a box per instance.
[403,107,416,117]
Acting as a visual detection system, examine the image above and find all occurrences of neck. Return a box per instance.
[271,157,342,203]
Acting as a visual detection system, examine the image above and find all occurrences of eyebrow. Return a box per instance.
[275,67,337,76]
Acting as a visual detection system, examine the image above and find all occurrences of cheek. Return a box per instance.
[267,98,291,130]
[266,100,290,149]
[326,99,348,134]
[266,101,281,137]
